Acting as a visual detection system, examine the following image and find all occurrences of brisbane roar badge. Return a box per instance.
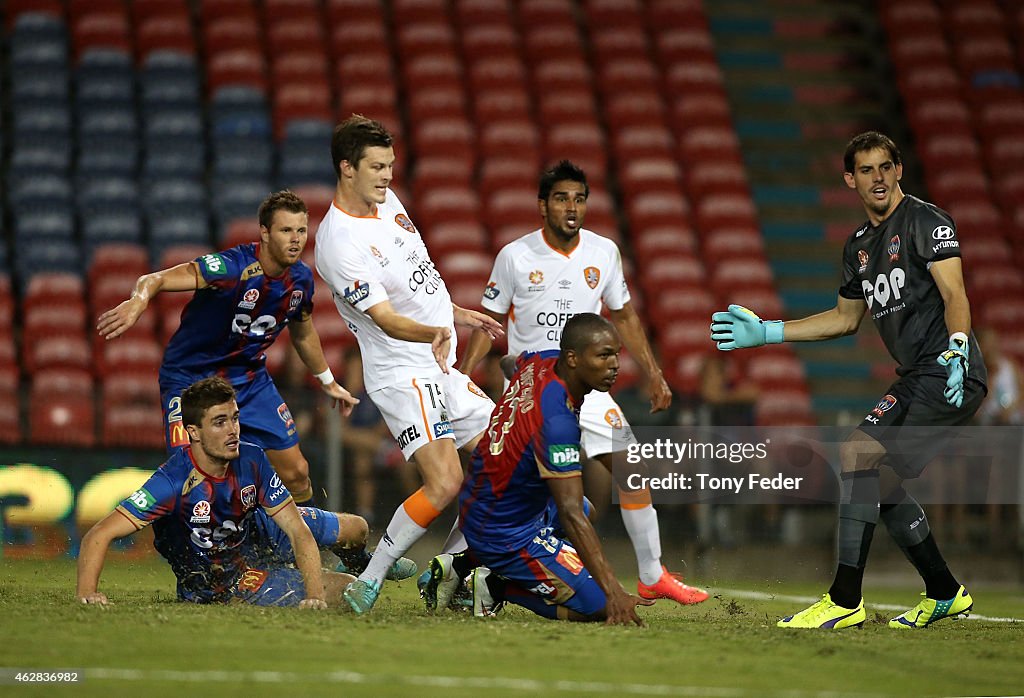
[584,266,600,289]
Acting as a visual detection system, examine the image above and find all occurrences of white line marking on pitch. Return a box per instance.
[717,588,1023,623]
[84,668,886,698]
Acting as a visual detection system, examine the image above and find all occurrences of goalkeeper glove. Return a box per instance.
[710,304,785,351]
[937,332,969,408]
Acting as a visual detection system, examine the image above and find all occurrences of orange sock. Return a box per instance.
[618,486,653,510]
[402,487,442,528]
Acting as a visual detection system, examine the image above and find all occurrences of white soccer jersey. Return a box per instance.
[481,229,630,354]
[315,189,455,392]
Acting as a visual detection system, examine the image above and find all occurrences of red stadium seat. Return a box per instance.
[468,56,528,93]
[0,394,21,444]
[407,86,467,122]
[136,14,195,60]
[411,118,476,161]
[29,397,96,446]
[23,304,89,348]
[461,23,518,58]
[199,0,258,25]
[102,404,165,449]
[518,0,575,27]
[98,336,163,377]
[415,184,481,229]
[631,224,700,261]
[479,121,540,162]
[397,21,457,56]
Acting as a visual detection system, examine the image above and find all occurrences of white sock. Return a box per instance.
[359,504,427,584]
[621,504,663,585]
[439,515,467,554]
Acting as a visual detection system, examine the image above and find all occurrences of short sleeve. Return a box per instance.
[316,234,390,313]
[256,451,293,516]
[838,236,863,300]
[296,270,315,322]
[195,248,243,289]
[911,208,961,264]
[115,468,176,530]
[601,245,631,311]
[481,245,514,314]
[534,384,583,479]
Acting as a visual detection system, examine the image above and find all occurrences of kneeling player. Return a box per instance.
[76,377,412,608]
[456,314,666,624]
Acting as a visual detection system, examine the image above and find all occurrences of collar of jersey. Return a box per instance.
[186,446,231,482]
[540,231,581,258]
[332,201,380,219]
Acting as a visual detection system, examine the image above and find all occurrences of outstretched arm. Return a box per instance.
[458,308,507,374]
[609,302,671,412]
[272,501,327,609]
[96,262,206,340]
[779,296,868,342]
[366,300,452,372]
[288,317,359,416]
[76,511,139,604]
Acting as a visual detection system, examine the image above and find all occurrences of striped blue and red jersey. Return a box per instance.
[116,442,292,602]
[159,244,314,387]
[459,351,584,554]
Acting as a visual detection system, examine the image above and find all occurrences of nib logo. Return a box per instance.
[548,444,581,466]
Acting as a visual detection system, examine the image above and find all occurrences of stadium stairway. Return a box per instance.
[706,0,922,423]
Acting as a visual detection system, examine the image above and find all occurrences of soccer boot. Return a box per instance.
[422,553,462,612]
[335,550,417,582]
[469,566,504,618]
[637,566,709,605]
[888,586,973,629]
[343,578,382,615]
[777,593,866,629]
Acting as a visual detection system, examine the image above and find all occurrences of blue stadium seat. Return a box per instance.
[144,108,203,139]
[75,71,135,109]
[9,135,72,177]
[81,212,145,251]
[212,136,274,179]
[15,240,82,289]
[10,174,73,215]
[10,24,67,70]
[11,68,69,103]
[77,134,140,176]
[279,148,334,188]
[142,136,206,179]
[77,106,138,140]
[14,210,75,242]
[12,103,71,138]
[76,176,140,218]
[211,180,272,228]
[141,76,201,110]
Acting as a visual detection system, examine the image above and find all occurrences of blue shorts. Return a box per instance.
[160,369,300,453]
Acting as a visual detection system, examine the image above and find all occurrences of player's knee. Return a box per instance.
[839,440,885,473]
[336,513,369,547]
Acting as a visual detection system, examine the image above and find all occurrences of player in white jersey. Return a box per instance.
[458,160,708,606]
[314,115,503,614]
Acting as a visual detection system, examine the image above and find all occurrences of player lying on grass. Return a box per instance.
[448,313,657,624]
[76,377,414,608]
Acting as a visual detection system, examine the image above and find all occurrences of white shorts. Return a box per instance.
[370,369,495,460]
[579,390,637,458]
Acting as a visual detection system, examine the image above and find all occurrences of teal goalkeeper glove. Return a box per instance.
[710,304,785,351]
[937,333,969,408]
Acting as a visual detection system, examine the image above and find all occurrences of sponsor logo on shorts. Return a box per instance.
[395,213,417,234]
[584,266,601,289]
[604,409,623,429]
[433,420,453,438]
[397,424,422,450]
[556,545,584,575]
[888,235,900,262]
[343,280,370,306]
[871,394,898,417]
[857,249,869,274]
[932,225,954,240]
[277,403,294,429]
[191,500,211,524]
[467,381,489,399]
[529,581,557,597]
[483,281,500,300]
[548,444,581,466]
[127,488,155,511]
[240,484,256,511]
[289,290,303,310]
[200,253,227,276]
[239,288,259,310]
[238,568,268,592]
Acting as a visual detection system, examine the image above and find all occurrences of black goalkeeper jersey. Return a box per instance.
[838,194,987,386]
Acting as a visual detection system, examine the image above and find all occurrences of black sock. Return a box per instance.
[829,564,865,608]
[334,546,372,575]
[906,534,960,600]
[451,551,472,580]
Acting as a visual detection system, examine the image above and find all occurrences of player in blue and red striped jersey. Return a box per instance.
[456,313,657,624]
[97,190,358,510]
[76,378,366,607]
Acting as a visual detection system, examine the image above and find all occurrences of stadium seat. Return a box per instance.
[0,394,21,445]
[101,404,166,449]
[25,335,93,373]
[29,397,96,447]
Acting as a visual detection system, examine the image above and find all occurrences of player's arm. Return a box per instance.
[609,302,671,412]
[547,475,652,626]
[453,304,504,340]
[270,501,327,609]
[97,261,207,340]
[713,296,866,351]
[366,300,452,372]
[75,510,140,604]
[779,296,868,342]
[929,257,972,336]
[458,308,507,374]
[288,317,359,416]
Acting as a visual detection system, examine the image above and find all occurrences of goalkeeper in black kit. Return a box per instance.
[710,131,987,629]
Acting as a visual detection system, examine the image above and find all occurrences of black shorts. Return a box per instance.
[857,373,986,479]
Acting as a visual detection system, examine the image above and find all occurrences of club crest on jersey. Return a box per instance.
[483,281,500,300]
[394,213,417,234]
[584,266,601,289]
[277,402,294,430]
[604,409,623,429]
[191,500,211,524]
[888,235,900,262]
[289,290,303,310]
[240,484,257,511]
[343,280,370,306]
[239,288,260,310]
[857,250,869,274]
[872,394,898,417]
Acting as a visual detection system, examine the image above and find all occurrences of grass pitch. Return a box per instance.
[1,554,1023,698]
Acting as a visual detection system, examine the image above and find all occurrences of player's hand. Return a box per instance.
[604,586,655,627]
[432,327,452,374]
[710,304,784,351]
[96,297,147,340]
[78,592,110,605]
[321,382,359,417]
[937,335,970,408]
[648,372,672,413]
[453,306,505,340]
[299,597,328,610]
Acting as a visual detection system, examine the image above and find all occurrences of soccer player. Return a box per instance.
[457,160,707,606]
[96,190,358,508]
[710,131,987,629]
[76,378,363,608]
[314,115,504,613]
[458,313,656,624]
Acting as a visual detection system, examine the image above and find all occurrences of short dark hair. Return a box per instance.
[258,189,307,231]
[560,312,616,354]
[538,160,589,201]
[181,377,236,429]
[843,131,902,173]
[331,114,394,177]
